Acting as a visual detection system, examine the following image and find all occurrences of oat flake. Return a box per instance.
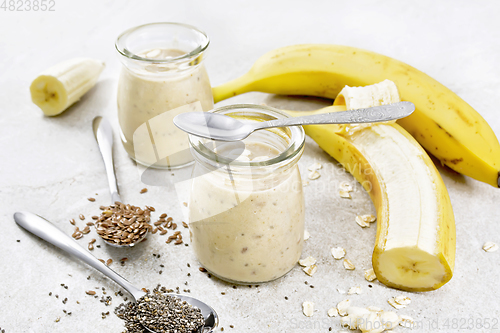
[303,230,310,240]
[303,264,318,277]
[302,301,314,317]
[339,190,351,199]
[364,268,377,282]
[483,241,498,252]
[308,170,321,180]
[298,256,317,267]
[331,247,346,260]
[347,286,362,295]
[327,307,339,317]
[339,181,353,192]
[337,299,351,316]
[343,259,355,270]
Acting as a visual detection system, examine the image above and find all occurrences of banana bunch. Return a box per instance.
[286,80,456,292]
[30,58,105,116]
[213,44,500,187]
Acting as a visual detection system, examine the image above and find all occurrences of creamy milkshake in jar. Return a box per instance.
[115,23,213,169]
[188,105,306,284]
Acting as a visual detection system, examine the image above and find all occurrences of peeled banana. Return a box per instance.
[286,81,456,291]
[30,58,105,116]
[213,44,500,187]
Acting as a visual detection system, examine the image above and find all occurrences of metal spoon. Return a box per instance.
[13,211,219,333]
[173,102,415,141]
[92,116,147,247]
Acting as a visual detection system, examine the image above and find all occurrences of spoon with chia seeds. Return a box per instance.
[92,116,149,247]
[13,211,219,333]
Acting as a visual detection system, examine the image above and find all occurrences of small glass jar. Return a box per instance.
[188,104,306,284]
[115,22,214,169]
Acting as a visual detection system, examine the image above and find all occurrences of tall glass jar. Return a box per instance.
[188,104,306,284]
[115,22,214,169]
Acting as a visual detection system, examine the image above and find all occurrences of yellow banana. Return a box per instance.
[286,81,456,292]
[213,44,500,187]
[30,58,105,116]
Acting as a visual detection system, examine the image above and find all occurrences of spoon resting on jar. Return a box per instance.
[173,102,414,141]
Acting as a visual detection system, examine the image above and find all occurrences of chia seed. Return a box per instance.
[114,285,204,333]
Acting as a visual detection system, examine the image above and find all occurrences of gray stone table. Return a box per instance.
[1,1,499,332]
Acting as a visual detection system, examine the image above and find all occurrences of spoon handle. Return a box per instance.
[93,117,121,203]
[13,211,144,300]
[254,102,415,130]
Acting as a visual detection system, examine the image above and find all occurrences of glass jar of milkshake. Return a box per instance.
[188,104,306,284]
[115,22,213,169]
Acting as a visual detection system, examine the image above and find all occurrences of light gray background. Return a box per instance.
[1,1,499,332]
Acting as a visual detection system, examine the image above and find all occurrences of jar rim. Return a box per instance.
[189,104,306,169]
[115,22,210,63]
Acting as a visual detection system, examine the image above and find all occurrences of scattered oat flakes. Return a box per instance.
[302,301,314,317]
[394,295,411,306]
[327,307,339,317]
[483,241,498,252]
[359,312,382,332]
[364,268,377,282]
[388,295,411,309]
[331,247,346,260]
[298,256,317,267]
[355,215,370,228]
[337,299,351,316]
[380,311,401,329]
[340,316,355,330]
[399,315,415,328]
[337,288,346,294]
[302,180,309,187]
[343,259,355,270]
[308,170,321,180]
[360,214,376,223]
[86,290,96,295]
[303,230,310,240]
[348,286,362,295]
[183,202,188,207]
[303,264,317,277]
[339,181,353,192]
[307,162,323,171]
[140,188,148,194]
[367,306,382,313]
[339,190,351,199]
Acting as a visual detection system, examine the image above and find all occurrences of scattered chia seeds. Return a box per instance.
[115,286,204,333]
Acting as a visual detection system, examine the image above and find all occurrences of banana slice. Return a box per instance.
[30,58,105,116]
